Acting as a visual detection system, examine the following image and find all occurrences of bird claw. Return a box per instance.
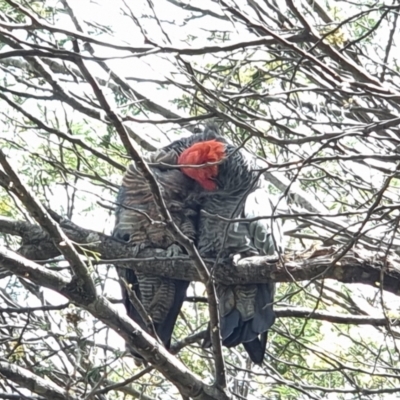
[227,252,279,266]
[139,242,147,251]
[166,244,181,258]
[264,253,280,263]
[218,251,240,265]
[230,253,242,266]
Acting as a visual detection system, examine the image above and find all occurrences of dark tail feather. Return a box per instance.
[118,268,147,360]
[260,331,268,357]
[154,279,190,349]
[240,284,273,364]
[220,309,240,344]
[252,283,275,334]
[224,283,275,361]
[120,270,189,358]
[223,283,275,344]
[202,283,275,363]
[243,336,266,365]
[202,322,212,348]
[202,319,269,365]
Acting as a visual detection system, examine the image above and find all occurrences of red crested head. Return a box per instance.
[177,140,226,191]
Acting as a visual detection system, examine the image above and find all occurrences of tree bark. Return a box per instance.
[0,216,398,295]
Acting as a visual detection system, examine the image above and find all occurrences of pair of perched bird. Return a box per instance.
[113,125,283,365]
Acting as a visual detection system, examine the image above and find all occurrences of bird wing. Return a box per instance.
[113,147,195,353]
[244,188,285,256]
[219,187,284,363]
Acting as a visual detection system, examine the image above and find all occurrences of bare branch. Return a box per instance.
[276,306,396,326]
[0,361,80,400]
[1,216,398,296]
[0,247,231,400]
[0,151,97,301]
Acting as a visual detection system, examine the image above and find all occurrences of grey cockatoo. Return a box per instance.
[113,128,222,355]
[177,125,284,364]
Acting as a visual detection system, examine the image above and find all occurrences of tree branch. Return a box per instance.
[275,307,396,326]
[114,247,398,295]
[0,151,97,302]
[0,247,231,400]
[72,40,227,388]
[1,216,398,296]
[0,361,79,400]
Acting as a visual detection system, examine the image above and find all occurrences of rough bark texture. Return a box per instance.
[0,362,80,400]
[0,216,397,295]
[0,247,231,400]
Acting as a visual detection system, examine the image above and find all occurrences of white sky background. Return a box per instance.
[0,0,398,304]
[1,0,400,397]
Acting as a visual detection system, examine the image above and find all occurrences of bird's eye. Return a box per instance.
[121,233,131,242]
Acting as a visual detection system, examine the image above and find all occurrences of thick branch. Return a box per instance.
[0,362,79,400]
[275,307,396,326]
[0,152,96,301]
[0,215,138,261]
[120,251,397,290]
[1,216,398,295]
[120,247,399,295]
[0,247,231,400]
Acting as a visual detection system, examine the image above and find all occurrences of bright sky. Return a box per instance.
[1,1,399,397]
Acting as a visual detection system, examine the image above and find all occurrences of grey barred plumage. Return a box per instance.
[115,151,198,248]
[114,124,283,364]
[179,125,284,364]
[113,144,199,355]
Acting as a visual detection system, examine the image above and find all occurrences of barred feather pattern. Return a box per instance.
[113,146,198,350]
[197,132,284,364]
[114,129,225,327]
